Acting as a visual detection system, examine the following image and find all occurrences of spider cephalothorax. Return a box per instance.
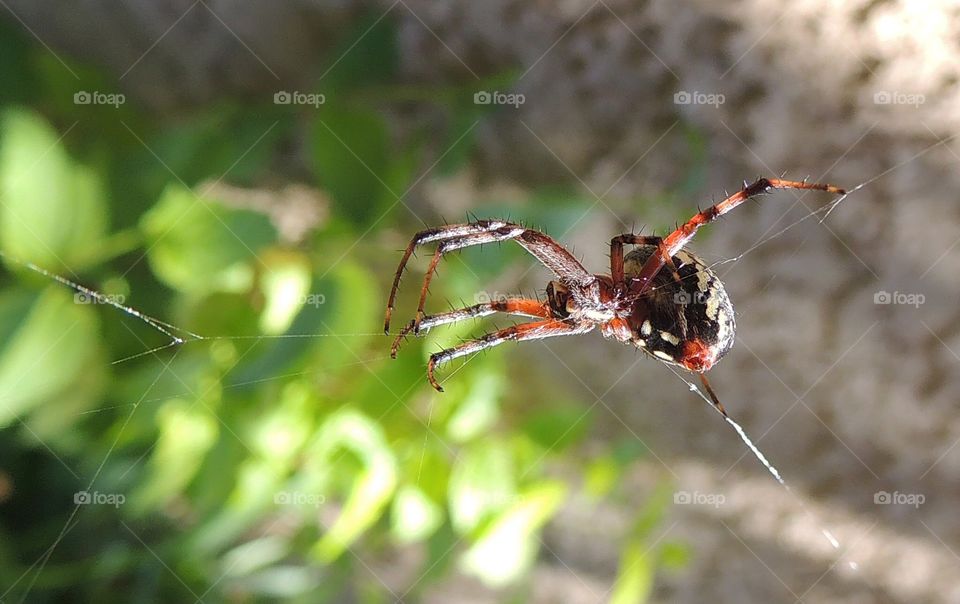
[385,177,845,415]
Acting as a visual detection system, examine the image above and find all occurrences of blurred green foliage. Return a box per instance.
[0,14,691,602]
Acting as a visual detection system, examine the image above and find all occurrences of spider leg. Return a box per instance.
[609,234,683,291]
[698,373,728,417]
[391,297,552,357]
[384,221,593,333]
[427,319,593,391]
[633,177,845,296]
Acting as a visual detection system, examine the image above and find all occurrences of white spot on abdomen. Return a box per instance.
[660,331,680,345]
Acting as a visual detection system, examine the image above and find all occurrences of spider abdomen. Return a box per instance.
[623,246,735,372]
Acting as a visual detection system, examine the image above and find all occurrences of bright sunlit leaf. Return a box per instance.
[249,381,315,463]
[610,537,655,604]
[140,183,276,293]
[132,399,219,512]
[460,480,566,587]
[448,438,516,535]
[390,485,443,544]
[228,565,324,598]
[0,108,107,269]
[221,535,291,578]
[446,364,502,443]
[259,250,311,335]
[306,408,398,562]
[0,286,101,427]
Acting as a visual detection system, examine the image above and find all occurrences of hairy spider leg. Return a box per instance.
[633,177,846,297]
[427,319,594,391]
[384,220,594,333]
[609,234,683,291]
[391,298,552,357]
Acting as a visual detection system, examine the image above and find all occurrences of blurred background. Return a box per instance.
[0,1,958,602]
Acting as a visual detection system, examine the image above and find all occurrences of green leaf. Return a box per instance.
[227,565,324,598]
[446,363,503,443]
[460,480,567,587]
[610,537,655,604]
[659,540,692,570]
[448,439,515,535]
[0,286,102,427]
[132,399,219,513]
[310,107,391,224]
[220,535,291,578]
[24,350,106,452]
[139,183,276,293]
[0,108,107,269]
[248,381,315,463]
[232,258,382,395]
[149,106,286,187]
[632,483,673,539]
[584,454,620,500]
[304,409,398,562]
[258,250,311,335]
[390,485,443,544]
[522,401,592,452]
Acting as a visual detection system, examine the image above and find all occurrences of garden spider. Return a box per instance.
[385,177,845,415]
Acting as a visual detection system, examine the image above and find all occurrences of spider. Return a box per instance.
[384,177,845,415]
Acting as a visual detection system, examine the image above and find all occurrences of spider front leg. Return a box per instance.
[634,177,846,296]
[384,220,593,334]
[609,234,683,293]
[426,319,593,391]
[391,297,552,357]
